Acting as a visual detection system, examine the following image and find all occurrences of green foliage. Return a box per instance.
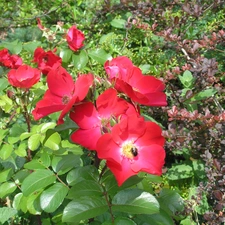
[0,0,224,224]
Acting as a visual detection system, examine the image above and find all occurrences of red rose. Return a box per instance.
[0,48,22,69]
[32,66,93,124]
[105,56,167,106]
[7,65,41,89]
[96,115,165,186]
[66,25,85,51]
[70,88,138,150]
[33,47,62,75]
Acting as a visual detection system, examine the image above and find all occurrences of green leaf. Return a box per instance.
[179,70,194,88]
[88,48,112,65]
[27,191,42,215]
[62,196,108,223]
[190,88,217,102]
[0,207,17,224]
[67,180,102,199]
[13,170,30,184]
[138,209,174,225]
[20,132,32,141]
[66,165,99,185]
[40,183,68,213]
[0,40,22,54]
[40,151,51,168]
[114,217,137,225]
[158,189,184,215]
[61,140,83,155]
[43,132,61,150]
[24,160,46,170]
[12,193,23,210]
[59,48,72,63]
[112,189,159,214]
[0,143,13,160]
[72,50,89,69]
[51,154,81,175]
[139,64,151,74]
[23,41,42,53]
[21,169,56,196]
[0,78,9,94]
[15,142,27,157]
[192,160,206,179]
[0,168,13,183]
[110,18,126,29]
[167,164,194,180]
[40,122,57,133]
[0,182,17,198]
[28,133,42,151]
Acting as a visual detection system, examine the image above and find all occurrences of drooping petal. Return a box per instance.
[70,102,100,129]
[74,73,94,101]
[130,145,165,175]
[107,159,137,186]
[32,90,64,120]
[70,127,101,150]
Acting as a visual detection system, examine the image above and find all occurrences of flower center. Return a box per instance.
[62,95,70,104]
[121,142,138,159]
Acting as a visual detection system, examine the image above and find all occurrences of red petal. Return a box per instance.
[70,127,101,150]
[70,102,100,129]
[47,67,75,97]
[74,74,94,101]
[136,121,165,147]
[131,145,165,175]
[96,133,121,164]
[107,159,137,186]
[32,90,64,120]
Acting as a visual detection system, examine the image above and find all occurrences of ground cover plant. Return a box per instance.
[0,0,225,224]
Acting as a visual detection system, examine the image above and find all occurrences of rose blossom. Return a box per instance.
[7,65,41,88]
[66,25,85,51]
[96,115,165,186]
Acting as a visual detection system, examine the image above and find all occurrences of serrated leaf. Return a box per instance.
[67,180,102,199]
[0,207,17,224]
[21,169,56,196]
[110,18,126,29]
[167,164,194,180]
[62,196,108,223]
[40,183,69,213]
[72,50,88,69]
[88,48,112,65]
[0,182,17,198]
[112,189,159,214]
[28,133,42,151]
[66,165,99,185]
